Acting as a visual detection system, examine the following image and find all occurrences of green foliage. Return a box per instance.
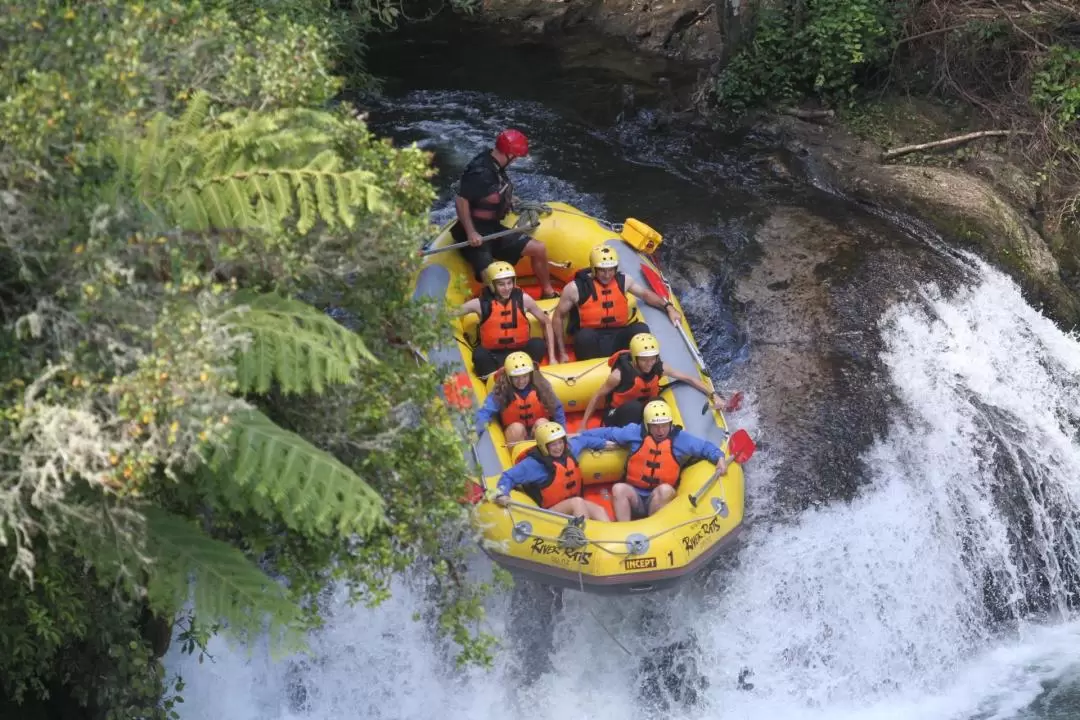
[207,409,386,537]
[716,0,898,111]
[228,292,377,395]
[99,95,392,236]
[1032,45,1080,128]
[0,0,494,715]
[142,507,301,647]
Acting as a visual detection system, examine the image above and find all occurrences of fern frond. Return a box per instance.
[142,507,301,647]
[292,172,318,234]
[179,91,212,137]
[102,101,395,237]
[209,410,386,537]
[226,292,376,395]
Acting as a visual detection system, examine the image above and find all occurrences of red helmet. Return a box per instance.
[495,129,529,157]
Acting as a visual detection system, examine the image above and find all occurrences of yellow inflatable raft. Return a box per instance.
[411,202,746,594]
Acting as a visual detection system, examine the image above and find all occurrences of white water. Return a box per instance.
[166,253,1080,717]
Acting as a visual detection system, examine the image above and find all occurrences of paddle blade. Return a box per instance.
[459,480,485,505]
[725,391,744,412]
[640,263,670,300]
[729,429,756,464]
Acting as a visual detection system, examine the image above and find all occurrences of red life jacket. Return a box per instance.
[522,448,584,508]
[478,287,530,351]
[499,386,549,429]
[606,350,663,409]
[624,426,683,490]
[571,269,631,331]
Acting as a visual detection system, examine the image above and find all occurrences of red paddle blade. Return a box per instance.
[729,429,756,464]
[459,480,485,505]
[724,391,744,412]
[640,263,670,300]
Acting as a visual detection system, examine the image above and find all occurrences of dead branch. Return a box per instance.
[778,107,836,122]
[880,130,1028,162]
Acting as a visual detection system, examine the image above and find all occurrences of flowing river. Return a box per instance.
[165,18,1080,720]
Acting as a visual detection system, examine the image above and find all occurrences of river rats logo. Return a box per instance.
[681,516,722,552]
[530,537,592,566]
[624,557,657,570]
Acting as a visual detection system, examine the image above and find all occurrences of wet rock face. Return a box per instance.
[764,116,1080,329]
[729,204,967,513]
[476,0,734,63]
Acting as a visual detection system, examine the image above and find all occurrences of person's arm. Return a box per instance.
[455,196,481,245]
[581,369,620,427]
[578,424,641,446]
[553,397,567,427]
[474,393,501,435]
[495,456,545,499]
[569,434,611,454]
[664,366,725,410]
[452,297,482,318]
[523,294,556,362]
[672,430,724,465]
[625,276,681,326]
[549,284,579,362]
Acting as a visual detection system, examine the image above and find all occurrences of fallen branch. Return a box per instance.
[779,107,835,122]
[880,130,1029,162]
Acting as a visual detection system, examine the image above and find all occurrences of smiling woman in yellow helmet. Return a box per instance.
[550,244,682,362]
[454,260,556,376]
[587,399,730,520]
[580,332,737,428]
[474,351,566,444]
[492,421,611,521]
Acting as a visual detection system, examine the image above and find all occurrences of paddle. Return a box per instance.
[640,263,743,415]
[688,429,757,512]
[420,223,539,258]
[498,496,585,525]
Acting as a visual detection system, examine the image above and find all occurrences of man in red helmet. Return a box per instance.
[451,129,559,299]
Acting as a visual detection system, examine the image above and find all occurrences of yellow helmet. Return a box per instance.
[533,421,567,456]
[629,332,660,361]
[484,261,516,291]
[643,400,673,425]
[503,351,533,377]
[589,245,619,271]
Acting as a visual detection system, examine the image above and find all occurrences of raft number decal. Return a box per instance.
[624,557,657,570]
[681,516,723,553]
[530,537,592,566]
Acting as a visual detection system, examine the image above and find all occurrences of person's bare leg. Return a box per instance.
[647,484,677,516]
[504,422,527,445]
[611,483,640,522]
[583,500,610,521]
[523,239,555,296]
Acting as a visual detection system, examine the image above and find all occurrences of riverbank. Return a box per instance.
[438,7,1079,328]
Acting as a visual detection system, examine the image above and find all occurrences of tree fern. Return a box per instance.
[208,409,386,538]
[100,91,388,236]
[141,507,302,648]
[225,292,375,396]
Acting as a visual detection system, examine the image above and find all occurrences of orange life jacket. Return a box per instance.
[606,350,663,408]
[499,386,549,429]
[478,287,531,351]
[522,449,584,508]
[571,269,630,331]
[624,426,683,490]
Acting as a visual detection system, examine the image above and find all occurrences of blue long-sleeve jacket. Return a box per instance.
[474,388,566,435]
[496,434,610,496]
[583,424,725,465]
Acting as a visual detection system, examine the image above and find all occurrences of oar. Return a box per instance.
[688,429,757,513]
[420,223,540,258]
[640,263,709,374]
[640,262,743,416]
[500,497,584,525]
